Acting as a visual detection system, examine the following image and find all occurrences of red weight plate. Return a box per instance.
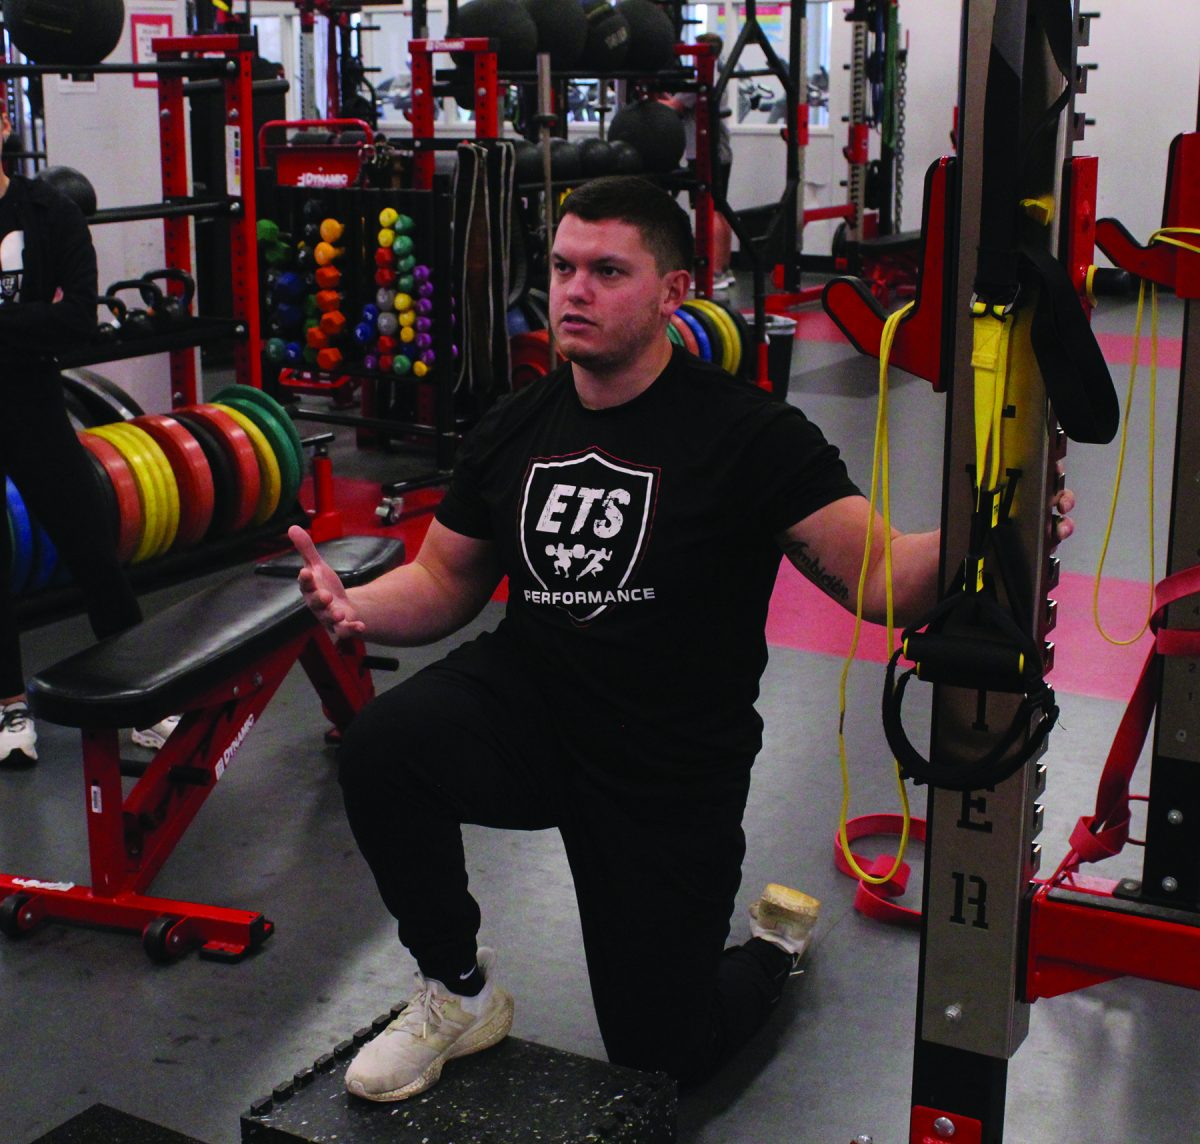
[669,312,700,357]
[173,405,260,532]
[134,414,216,547]
[77,430,142,564]
[171,413,238,538]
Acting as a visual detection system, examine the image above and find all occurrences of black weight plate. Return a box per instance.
[61,368,144,425]
[80,442,121,547]
[63,387,94,430]
[172,409,239,539]
[723,304,755,381]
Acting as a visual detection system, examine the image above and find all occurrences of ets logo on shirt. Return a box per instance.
[519,448,657,623]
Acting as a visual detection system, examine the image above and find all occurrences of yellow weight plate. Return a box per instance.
[87,424,162,563]
[689,298,741,377]
[111,422,180,557]
[681,299,732,376]
[214,403,282,525]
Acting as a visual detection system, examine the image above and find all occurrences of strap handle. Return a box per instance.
[833,814,928,926]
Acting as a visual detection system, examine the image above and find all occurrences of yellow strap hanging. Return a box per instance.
[1086,226,1200,643]
[969,306,1013,514]
[836,301,914,886]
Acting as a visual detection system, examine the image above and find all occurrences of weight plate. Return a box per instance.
[714,303,746,378]
[689,298,741,377]
[174,405,261,532]
[60,368,144,424]
[668,311,700,357]
[673,306,711,362]
[87,424,162,563]
[27,518,58,591]
[5,478,35,593]
[216,395,301,515]
[78,431,141,564]
[212,384,305,486]
[109,422,180,558]
[213,403,282,526]
[681,300,731,376]
[78,441,120,552]
[666,322,683,348]
[133,414,215,548]
[726,306,756,380]
[171,412,238,539]
[63,387,94,431]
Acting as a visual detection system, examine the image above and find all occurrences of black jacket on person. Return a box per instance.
[0,174,98,365]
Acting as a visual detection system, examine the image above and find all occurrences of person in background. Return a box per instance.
[0,134,171,764]
[666,32,735,290]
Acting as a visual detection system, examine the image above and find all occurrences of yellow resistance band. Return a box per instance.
[1092,227,1200,643]
[836,301,914,885]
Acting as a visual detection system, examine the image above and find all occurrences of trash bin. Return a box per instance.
[764,314,797,400]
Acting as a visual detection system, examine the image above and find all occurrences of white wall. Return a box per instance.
[42,0,191,414]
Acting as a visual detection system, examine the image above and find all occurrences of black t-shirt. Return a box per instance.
[436,347,861,792]
[0,183,24,307]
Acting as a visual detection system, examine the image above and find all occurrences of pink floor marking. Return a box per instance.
[765,562,1153,702]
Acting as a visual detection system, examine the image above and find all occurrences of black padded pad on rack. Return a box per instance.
[28,535,404,730]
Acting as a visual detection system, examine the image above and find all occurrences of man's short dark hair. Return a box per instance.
[560,175,694,275]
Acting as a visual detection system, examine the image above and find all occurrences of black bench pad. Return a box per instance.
[28,535,404,730]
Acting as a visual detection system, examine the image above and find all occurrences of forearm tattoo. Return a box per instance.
[781,538,851,603]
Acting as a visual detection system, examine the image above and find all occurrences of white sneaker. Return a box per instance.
[749,883,821,960]
[712,272,737,290]
[345,947,514,1102]
[0,702,37,766]
[131,714,180,750]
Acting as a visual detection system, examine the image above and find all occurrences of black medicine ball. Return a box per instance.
[577,136,616,176]
[578,0,630,71]
[513,138,545,184]
[608,99,685,173]
[549,137,583,181]
[615,0,676,72]
[608,137,642,173]
[449,0,538,71]
[2,0,125,65]
[523,0,587,69]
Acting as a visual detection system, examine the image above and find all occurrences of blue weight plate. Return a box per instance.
[674,306,711,362]
[6,478,35,594]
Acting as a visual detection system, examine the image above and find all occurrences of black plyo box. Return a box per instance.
[241,1030,677,1143]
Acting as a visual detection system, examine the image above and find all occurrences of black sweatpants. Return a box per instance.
[0,370,142,697]
[337,629,794,1085]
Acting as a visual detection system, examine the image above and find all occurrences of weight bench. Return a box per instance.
[0,535,404,963]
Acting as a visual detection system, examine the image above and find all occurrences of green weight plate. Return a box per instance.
[218,395,301,514]
[213,384,305,485]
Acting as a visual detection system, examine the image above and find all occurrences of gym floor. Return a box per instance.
[4,284,1197,1144]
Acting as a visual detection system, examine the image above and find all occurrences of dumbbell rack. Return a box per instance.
[0,33,263,404]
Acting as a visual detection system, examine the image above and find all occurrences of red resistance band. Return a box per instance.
[833,813,928,927]
[1055,564,1200,879]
